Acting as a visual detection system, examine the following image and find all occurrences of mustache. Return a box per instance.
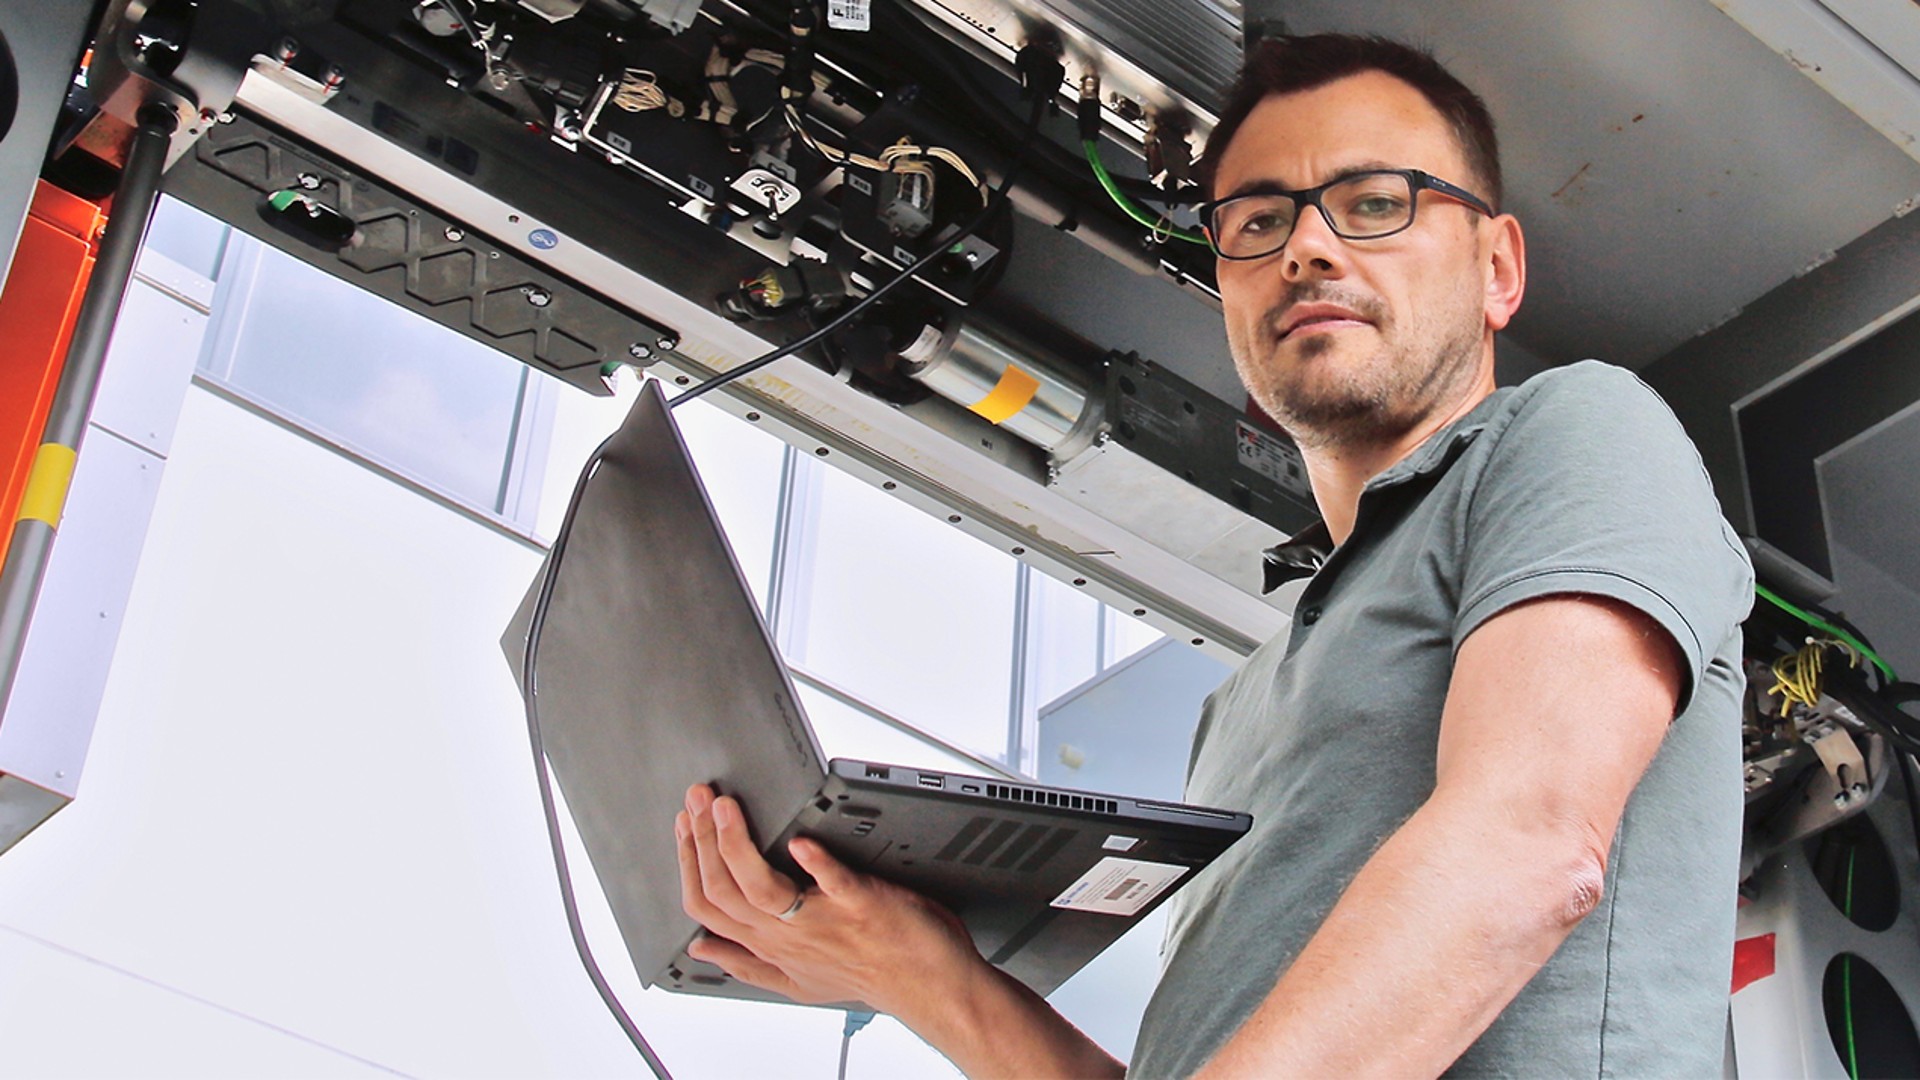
[1262,283,1388,335]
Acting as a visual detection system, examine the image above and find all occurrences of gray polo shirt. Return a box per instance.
[1129,361,1753,1078]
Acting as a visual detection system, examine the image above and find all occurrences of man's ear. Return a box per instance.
[1483,213,1526,333]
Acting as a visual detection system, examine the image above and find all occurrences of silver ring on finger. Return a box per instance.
[775,893,806,922]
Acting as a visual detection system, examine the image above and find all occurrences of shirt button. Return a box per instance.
[1300,605,1322,626]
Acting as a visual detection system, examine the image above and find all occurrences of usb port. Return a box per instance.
[917,772,943,789]
[961,783,980,794]
[865,765,890,780]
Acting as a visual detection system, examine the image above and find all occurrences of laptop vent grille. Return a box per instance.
[985,783,1117,815]
[934,816,1079,873]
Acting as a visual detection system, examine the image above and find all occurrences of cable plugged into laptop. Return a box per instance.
[837,1009,876,1080]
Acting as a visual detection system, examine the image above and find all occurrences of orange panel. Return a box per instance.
[0,182,105,566]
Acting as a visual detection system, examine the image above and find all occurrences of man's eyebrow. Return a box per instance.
[1220,161,1402,201]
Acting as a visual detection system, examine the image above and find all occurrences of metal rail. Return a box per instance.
[0,106,176,719]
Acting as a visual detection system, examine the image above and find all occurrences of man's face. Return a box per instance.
[1213,71,1505,451]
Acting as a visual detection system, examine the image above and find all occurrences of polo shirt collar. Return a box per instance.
[1259,388,1513,593]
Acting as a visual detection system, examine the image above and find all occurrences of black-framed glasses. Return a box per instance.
[1200,168,1495,261]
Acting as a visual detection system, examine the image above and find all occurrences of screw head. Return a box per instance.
[443,226,464,242]
[296,172,321,190]
[628,343,653,360]
[523,286,552,307]
[656,334,680,352]
[216,111,235,124]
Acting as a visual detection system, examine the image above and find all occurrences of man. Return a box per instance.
[675,34,1753,1077]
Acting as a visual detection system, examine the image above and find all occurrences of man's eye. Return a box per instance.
[1347,193,1407,220]
[1239,209,1290,235]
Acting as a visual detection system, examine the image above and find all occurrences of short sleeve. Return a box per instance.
[1453,361,1754,713]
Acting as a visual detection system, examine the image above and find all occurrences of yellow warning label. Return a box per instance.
[969,366,1041,425]
[18,444,78,527]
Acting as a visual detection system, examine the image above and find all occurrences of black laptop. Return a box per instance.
[502,379,1250,1004]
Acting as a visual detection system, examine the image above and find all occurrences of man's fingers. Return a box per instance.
[789,836,860,897]
[686,785,758,920]
[688,935,797,998]
[677,804,752,938]
[712,796,803,916]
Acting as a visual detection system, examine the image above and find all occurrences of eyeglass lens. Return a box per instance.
[1213,173,1417,258]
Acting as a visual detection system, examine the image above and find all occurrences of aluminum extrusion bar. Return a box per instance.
[0,110,172,728]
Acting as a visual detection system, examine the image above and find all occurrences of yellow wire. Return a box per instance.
[612,69,668,112]
[786,107,988,198]
[1769,638,1861,710]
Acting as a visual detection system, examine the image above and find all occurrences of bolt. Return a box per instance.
[444,226,464,242]
[324,65,346,90]
[628,343,653,360]
[656,334,680,352]
[278,38,299,62]
[523,286,552,307]
[217,111,235,124]
[296,172,321,190]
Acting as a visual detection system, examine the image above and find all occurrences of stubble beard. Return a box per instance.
[1230,278,1486,453]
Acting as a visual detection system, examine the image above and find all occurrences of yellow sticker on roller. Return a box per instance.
[969,365,1040,425]
[18,444,78,527]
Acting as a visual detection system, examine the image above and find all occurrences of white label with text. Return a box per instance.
[1050,856,1187,916]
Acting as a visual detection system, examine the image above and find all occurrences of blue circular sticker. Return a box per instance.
[528,228,559,250]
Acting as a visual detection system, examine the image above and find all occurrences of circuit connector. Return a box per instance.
[1015,42,1066,105]
[1077,72,1102,142]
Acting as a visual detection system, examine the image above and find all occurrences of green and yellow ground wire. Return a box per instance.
[1757,583,1898,683]
[1082,140,1208,246]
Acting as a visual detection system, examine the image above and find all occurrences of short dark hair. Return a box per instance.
[1200,34,1503,211]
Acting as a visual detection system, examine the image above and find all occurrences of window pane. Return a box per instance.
[672,396,786,610]
[1025,570,1102,711]
[213,242,527,512]
[532,375,785,607]
[784,461,1017,761]
[795,682,990,775]
[1105,606,1165,667]
[144,197,229,280]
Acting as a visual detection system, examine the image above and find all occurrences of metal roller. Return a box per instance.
[899,317,1104,459]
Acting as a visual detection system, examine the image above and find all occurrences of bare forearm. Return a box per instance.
[1196,793,1605,1078]
[899,959,1125,1079]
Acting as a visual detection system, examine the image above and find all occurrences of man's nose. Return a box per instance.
[1280,203,1345,282]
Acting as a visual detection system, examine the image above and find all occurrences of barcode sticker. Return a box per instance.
[827,0,871,31]
[1051,856,1188,916]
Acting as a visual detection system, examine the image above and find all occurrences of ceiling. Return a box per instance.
[1239,0,1920,371]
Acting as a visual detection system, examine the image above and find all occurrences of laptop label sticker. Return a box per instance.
[1050,856,1188,916]
[1102,835,1141,852]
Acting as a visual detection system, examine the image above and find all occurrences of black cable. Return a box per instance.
[671,88,1055,409]
[522,431,676,1080]
[1826,671,1920,758]
[879,3,1203,204]
[1898,748,1920,877]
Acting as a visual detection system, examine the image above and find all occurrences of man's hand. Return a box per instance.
[673,783,1125,1078]
[674,782,981,1013]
